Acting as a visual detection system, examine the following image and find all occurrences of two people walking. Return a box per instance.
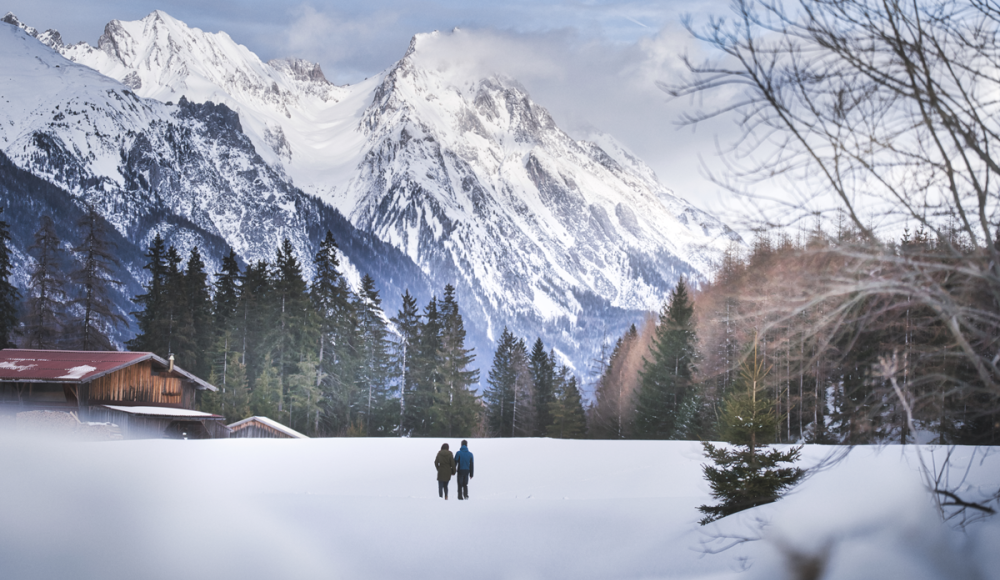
[434,440,474,500]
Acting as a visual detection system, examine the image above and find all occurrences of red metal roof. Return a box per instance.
[0,350,217,391]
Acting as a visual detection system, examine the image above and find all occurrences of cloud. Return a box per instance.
[404,24,744,217]
[282,4,408,83]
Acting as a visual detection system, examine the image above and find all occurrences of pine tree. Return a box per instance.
[548,367,587,438]
[184,247,214,378]
[23,215,66,348]
[68,205,127,350]
[354,274,396,436]
[697,337,805,524]
[529,338,556,436]
[202,351,251,423]
[310,232,355,436]
[484,328,532,437]
[392,289,421,436]
[406,296,444,436]
[161,246,195,363]
[437,284,480,437]
[250,357,283,419]
[287,356,323,435]
[271,238,312,410]
[128,234,169,354]
[209,249,242,399]
[223,352,252,422]
[634,278,697,439]
[237,260,273,390]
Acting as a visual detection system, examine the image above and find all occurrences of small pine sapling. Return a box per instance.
[698,335,805,525]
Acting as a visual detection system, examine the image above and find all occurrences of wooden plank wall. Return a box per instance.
[87,361,193,407]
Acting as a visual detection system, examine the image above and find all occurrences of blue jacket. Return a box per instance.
[454,445,474,476]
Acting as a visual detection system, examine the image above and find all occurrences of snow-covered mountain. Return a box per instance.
[1,11,740,372]
[0,18,431,337]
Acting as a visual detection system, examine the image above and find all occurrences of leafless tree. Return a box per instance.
[670,0,1000,517]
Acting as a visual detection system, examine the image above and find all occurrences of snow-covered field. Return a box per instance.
[1,437,998,579]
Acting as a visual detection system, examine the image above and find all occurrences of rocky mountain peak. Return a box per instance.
[2,12,62,49]
[1,12,35,36]
[269,58,330,85]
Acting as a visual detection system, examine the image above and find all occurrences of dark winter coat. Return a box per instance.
[454,445,474,477]
[435,449,455,482]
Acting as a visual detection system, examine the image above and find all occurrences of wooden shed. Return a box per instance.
[228,416,308,439]
[0,349,227,439]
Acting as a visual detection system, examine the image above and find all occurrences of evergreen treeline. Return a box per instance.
[482,329,586,438]
[131,230,483,438]
[1,207,482,437]
[6,201,992,445]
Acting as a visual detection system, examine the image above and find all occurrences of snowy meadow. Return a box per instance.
[1,437,999,580]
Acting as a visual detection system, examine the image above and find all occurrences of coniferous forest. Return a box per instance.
[2,203,999,445]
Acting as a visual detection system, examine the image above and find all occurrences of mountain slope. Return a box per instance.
[0,22,433,335]
[4,11,741,372]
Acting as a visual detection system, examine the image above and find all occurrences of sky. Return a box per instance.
[4,0,758,221]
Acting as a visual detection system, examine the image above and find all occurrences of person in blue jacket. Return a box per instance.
[454,439,474,500]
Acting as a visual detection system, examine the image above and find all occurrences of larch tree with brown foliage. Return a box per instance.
[671,0,1000,453]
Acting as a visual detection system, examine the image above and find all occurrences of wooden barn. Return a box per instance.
[228,416,308,439]
[0,349,227,439]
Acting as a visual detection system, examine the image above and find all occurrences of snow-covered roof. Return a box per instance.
[228,416,308,438]
[102,405,223,419]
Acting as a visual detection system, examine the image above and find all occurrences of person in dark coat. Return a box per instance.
[434,443,456,500]
[454,440,474,500]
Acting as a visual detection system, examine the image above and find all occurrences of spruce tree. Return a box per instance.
[698,337,805,524]
[184,247,213,378]
[209,249,242,390]
[162,246,195,363]
[392,289,421,436]
[310,232,355,436]
[68,205,127,350]
[548,367,587,439]
[250,358,283,420]
[271,238,312,408]
[438,284,480,437]
[634,278,697,439]
[529,338,556,436]
[484,328,532,437]
[24,215,66,348]
[237,260,274,390]
[354,274,395,436]
[287,356,323,435]
[406,296,444,436]
[202,351,251,423]
[222,352,251,422]
[128,234,169,353]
